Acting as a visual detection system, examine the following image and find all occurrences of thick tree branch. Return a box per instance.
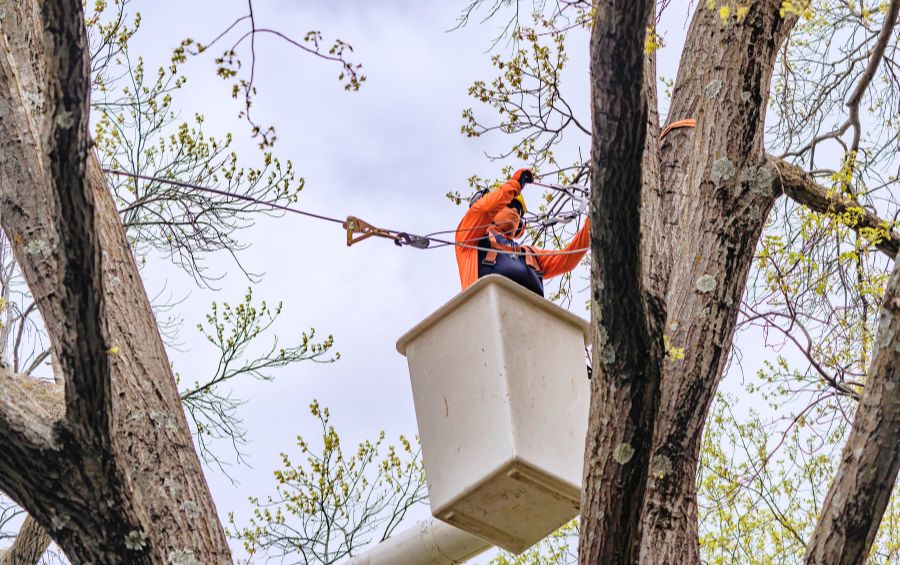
[773,158,900,258]
[0,378,62,565]
[804,258,900,564]
[0,369,57,498]
[0,0,46,137]
[1,515,53,565]
[39,0,112,444]
[0,369,63,565]
[580,1,662,564]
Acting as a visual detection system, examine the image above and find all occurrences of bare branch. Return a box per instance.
[845,0,900,151]
[175,0,365,147]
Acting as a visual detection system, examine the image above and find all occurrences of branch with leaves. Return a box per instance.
[228,401,426,565]
[93,28,304,287]
[180,289,338,472]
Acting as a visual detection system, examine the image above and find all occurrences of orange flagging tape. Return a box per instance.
[659,118,697,140]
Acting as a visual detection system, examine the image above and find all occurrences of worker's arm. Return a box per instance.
[455,179,522,244]
[534,217,591,279]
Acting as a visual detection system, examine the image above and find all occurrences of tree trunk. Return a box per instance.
[581,1,900,562]
[579,1,663,563]
[638,3,797,562]
[581,1,799,563]
[0,1,231,562]
[803,263,900,564]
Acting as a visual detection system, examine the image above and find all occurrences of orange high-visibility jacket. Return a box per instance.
[455,178,591,291]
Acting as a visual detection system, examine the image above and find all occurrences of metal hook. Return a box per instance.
[395,232,431,249]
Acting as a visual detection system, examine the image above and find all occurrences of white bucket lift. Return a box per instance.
[396,275,591,554]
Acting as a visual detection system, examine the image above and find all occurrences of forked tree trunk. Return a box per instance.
[0,1,231,562]
[581,1,802,563]
[638,4,795,563]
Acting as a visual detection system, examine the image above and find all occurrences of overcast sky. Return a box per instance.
[124,1,707,561]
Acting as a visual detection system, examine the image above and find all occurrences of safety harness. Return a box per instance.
[482,231,543,276]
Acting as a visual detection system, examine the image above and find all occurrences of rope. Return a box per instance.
[532,181,589,195]
[444,239,589,255]
[103,169,346,225]
[103,169,590,258]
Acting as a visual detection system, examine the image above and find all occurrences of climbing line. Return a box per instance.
[102,169,590,258]
[103,169,347,226]
[532,181,589,195]
[427,235,589,255]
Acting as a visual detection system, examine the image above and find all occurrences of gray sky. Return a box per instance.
[127,0,703,560]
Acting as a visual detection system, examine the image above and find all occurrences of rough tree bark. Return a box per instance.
[580,1,812,563]
[1,516,52,565]
[579,1,663,563]
[638,4,797,563]
[0,378,62,565]
[0,0,231,562]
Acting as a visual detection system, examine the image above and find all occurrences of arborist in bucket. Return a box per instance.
[455,168,590,297]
